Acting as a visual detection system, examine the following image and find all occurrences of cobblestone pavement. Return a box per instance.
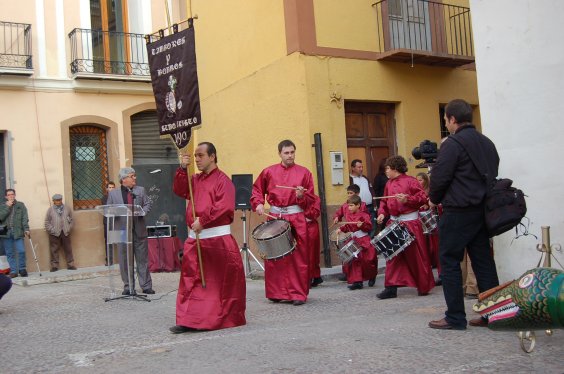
[1,268,562,374]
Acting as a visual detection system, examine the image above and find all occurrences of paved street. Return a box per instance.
[1,268,562,374]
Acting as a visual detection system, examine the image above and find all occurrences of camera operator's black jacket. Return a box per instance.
[429,124,499,209]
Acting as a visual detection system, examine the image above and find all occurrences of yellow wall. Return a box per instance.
[190,0,289,99]
[314,0,380,52]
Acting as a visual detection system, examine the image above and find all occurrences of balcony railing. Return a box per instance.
[372,0,474,67]
[68,28,150,79]
[0,21,33,72]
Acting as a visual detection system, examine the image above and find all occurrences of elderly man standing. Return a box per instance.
[45,194,76,271]
[0,189,30,278]
[107,167,154,295]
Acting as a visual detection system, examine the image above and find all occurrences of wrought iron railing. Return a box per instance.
[68,28,150,77]
[0,21,32,70]
[373,0,473,57]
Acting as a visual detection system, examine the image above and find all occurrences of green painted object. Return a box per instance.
[473,267,564,331]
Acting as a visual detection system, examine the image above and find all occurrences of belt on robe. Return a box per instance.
[390,211,419,222]
[269,205,303,215]
[352,230,368,238]
[188,224,231,239]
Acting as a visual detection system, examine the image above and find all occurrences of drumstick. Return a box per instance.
[373,195,400,200]
[275,185,298,190]
[339,221,360,225]
[264,213,279,220]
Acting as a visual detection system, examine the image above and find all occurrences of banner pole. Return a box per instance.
[185,146,206,288]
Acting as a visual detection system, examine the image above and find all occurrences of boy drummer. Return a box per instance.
[376,155,435,299]
[335,195,377,290]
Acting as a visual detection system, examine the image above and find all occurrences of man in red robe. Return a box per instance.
[376,155,435,299]
[251,139,314,305]
[170,142,246,333]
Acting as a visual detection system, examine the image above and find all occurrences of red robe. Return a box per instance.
[251,163,314,302]
[377,174,434,294]
[173,167,246,330]
[304,193,321,280]
[339,210,378,283]
[333,201,368,222]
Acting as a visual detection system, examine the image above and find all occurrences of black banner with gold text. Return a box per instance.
[147,27,201,148]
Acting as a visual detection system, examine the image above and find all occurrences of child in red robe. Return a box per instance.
[336,195,378,290]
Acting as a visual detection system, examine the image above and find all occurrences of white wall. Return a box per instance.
[470,0,564,281]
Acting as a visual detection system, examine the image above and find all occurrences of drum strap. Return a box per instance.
[352,231,368,238]
[390,211,419,222]
[188,225,231,239]
[270,205,303,215]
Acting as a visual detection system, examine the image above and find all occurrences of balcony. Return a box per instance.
[0,21,33,75]
[372,0,474,67]
[69,28,150,81]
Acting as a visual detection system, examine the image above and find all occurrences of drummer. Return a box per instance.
[251,139,315,306]
[333,184,368,224]
[336,195,378,290]
[416,172,441,283]
[375,155,435,299]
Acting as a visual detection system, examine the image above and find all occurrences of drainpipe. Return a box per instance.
[313,133,331,267]
[6,131,15,188]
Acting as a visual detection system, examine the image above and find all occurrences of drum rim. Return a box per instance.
[251,219,291,241]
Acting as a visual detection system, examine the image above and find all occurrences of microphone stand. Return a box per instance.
[238,208,264,277]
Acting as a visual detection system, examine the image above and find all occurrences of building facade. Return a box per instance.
[1,0,479,270]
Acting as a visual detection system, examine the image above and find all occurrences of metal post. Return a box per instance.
[541,226,551,268]
[313,133,332,268]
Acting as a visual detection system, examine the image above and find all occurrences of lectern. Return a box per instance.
[96,204,149,302]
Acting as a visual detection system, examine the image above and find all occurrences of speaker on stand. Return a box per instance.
[232,174,264,276]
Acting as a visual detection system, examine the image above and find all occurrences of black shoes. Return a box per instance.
[67,266,77,270]
[169,325,198,334]
[50,267,58,272]
[19,270,28,277]
[268,298,281,303]
[348,282,363,290]
[368,278,376,287]
[435,279,443,286]
[9,273,17,278]
[337,274,347,282]
[292,300,305,306]
[122,289,131,295]
[310,277,324,287]
[377,287,397,299]
[142,288,155,294]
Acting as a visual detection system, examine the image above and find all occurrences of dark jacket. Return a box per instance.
[0,201,30,239]
[429,124,499,209]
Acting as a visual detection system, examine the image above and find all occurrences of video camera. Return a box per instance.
[412,140,439,168]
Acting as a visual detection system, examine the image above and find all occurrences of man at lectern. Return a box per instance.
[107,167,154,295]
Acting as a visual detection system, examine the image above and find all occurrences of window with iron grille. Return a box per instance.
[70,125,109,210]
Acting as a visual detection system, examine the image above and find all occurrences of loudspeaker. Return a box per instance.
[232,174,253,210]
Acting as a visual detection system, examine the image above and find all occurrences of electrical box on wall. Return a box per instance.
[329,151,344,185]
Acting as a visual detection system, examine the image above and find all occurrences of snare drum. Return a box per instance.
[370,221,414,261]
[337,239,362,264]
[329,229,353,250]
[251,219,296,260]
[419,210,438,234]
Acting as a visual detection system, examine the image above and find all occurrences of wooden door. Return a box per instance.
[345,102,396,183]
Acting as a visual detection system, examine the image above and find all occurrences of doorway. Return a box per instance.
[345,102,396,183]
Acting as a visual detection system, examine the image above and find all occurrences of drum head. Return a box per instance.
[373,221,399,243]
[252,219,290,240]
[329,229,352,242]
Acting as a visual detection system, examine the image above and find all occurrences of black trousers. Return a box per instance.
[0,273,12,300]
[438,209,499,327]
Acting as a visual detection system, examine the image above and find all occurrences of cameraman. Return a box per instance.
[427,99,499,331]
